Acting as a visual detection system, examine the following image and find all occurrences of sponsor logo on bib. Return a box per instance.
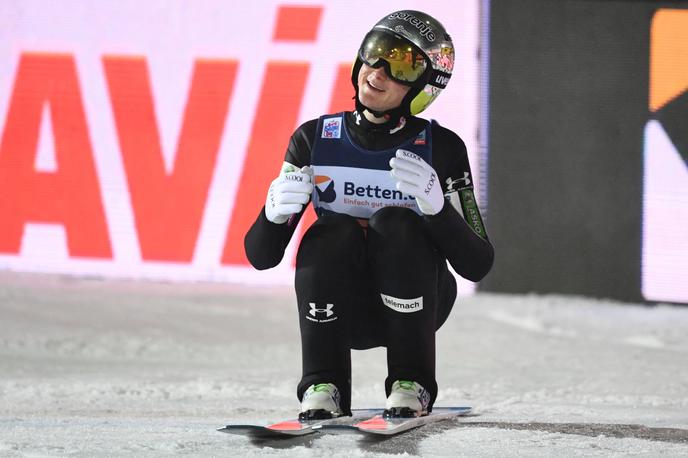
[322,117,342,138]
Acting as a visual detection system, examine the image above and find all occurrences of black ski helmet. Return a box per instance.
[352,10,455,118]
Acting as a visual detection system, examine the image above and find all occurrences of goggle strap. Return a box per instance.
[428,69,451,89]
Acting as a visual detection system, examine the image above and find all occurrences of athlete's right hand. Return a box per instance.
[264,163,313,224]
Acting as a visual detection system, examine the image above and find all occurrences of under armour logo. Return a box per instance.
[446,172,471,191]
[309,303,334,318]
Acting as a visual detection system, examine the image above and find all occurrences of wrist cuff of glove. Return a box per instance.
[263,206,289,225]
[422,199,452,222]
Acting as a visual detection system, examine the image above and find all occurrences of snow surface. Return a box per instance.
[0,271,687,457]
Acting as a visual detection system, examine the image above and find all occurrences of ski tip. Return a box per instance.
[218,424,315,438]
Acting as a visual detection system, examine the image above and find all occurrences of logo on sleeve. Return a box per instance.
[446,172,471,192]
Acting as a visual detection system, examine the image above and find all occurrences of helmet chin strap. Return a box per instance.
[355,96,403,122]
[354,84,421,129]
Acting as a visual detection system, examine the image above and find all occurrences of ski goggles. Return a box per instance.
[358,30,430,85]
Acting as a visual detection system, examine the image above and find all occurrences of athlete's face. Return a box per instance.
[357,63,411,113]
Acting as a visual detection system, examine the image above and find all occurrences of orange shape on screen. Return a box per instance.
[273,6,323,42]
[650,9,688,111]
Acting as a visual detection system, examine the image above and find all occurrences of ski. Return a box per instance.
[317,406,472,436]
[218,408,381,439]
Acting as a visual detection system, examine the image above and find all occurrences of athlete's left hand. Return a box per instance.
[389,149,445,215]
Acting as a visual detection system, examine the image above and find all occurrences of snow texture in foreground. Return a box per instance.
[0,272,686,457]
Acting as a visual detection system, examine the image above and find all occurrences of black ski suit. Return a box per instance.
[245,111,494,413]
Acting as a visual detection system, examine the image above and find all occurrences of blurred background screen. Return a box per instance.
[481,0,687,305]
[0,0,686,304]
[0,0,481,290]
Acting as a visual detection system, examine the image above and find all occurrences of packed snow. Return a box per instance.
[0,271,686,456]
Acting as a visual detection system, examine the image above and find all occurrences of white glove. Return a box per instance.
[389,149,444,216]
[264,163,313,224]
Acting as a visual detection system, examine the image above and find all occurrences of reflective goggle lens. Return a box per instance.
[358,31,428,83]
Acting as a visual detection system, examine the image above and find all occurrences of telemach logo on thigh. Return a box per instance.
[380,294,424,313]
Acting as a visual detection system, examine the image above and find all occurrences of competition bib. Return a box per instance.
[311,113,432,219]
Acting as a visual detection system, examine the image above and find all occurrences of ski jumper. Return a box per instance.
[245,112,494,414]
